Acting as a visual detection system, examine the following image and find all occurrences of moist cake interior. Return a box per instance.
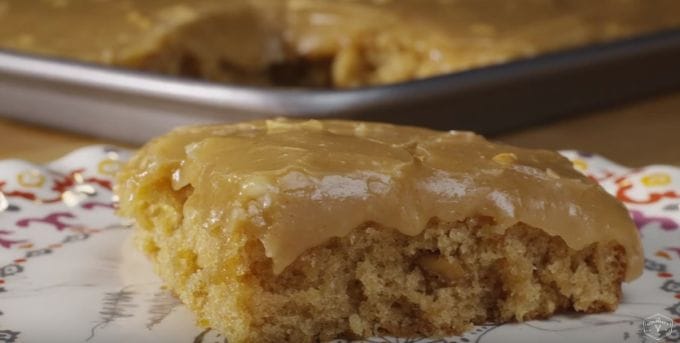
[136,205,627,342]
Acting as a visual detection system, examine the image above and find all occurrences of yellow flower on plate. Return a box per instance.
[17,170,45,188]
[98,159,124,176]
[641,173,671,187]
[572,159,588,172]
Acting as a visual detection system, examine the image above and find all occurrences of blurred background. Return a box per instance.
[0,0,679,165]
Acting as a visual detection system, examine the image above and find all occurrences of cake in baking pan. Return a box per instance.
[2,0,680,87]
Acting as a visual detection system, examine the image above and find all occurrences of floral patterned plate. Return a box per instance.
[1,146,679,343]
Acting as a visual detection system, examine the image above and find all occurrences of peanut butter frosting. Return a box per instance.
[117,119,643,281]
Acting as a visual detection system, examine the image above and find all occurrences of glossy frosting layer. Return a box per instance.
[117,119,643,281]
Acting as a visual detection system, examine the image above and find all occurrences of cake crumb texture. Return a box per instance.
[124,185,625,342]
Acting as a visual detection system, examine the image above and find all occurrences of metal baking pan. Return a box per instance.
[1,28,680,144]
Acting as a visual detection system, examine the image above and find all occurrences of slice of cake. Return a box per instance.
[115,119,642,342]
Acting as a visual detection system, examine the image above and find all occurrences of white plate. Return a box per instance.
[1,146,679,342]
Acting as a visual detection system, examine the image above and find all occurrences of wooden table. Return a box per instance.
[2,92,679,166]
[500,92,680,167]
